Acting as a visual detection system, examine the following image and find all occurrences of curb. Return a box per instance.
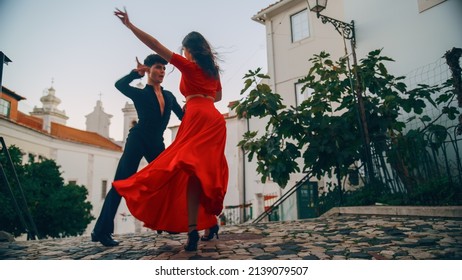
[321,206,462,218]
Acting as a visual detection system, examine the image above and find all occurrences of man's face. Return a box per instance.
[147,63,166,84]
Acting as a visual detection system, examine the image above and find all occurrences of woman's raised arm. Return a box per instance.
[114,8,173,62]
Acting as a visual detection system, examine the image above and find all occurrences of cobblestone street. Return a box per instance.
[1,211,461,260]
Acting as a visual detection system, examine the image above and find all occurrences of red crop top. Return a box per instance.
[170,53,221,99]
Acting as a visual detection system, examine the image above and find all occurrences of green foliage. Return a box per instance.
[0,146,94,238]
[0,145,27,236]
[234,68,283,120]
[233,48,460,199]
[232,68,299,186]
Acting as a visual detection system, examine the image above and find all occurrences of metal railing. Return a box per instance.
[0,137,39,240]
[221,203,253,225]
[252,172,312,224]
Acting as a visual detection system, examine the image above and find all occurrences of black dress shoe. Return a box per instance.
[91,231,120,247]
[201,224,219,241]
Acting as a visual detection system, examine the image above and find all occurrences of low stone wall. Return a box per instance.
[321,206,462,218]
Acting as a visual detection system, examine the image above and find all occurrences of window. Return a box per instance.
[295,82,313,106]
[101,180,108,199]
[0,98,11,117]
[28,153,36,163]
[291,9,310,42]
[68,180,77,185]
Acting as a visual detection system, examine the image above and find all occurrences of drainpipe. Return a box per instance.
[242,117,249,223]
[268,19,277,91]
[242,146,246,222]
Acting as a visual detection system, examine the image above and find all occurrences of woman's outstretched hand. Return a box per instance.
[113,6,172,61]
[114,7,131,27]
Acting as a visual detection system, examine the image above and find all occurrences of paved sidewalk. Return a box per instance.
[1,212,461,260]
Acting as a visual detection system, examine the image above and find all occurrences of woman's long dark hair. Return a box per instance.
[182,31,220,80]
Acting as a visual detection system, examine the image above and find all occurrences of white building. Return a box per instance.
[85,99,113,139]
[225,0,462,222]
[0,85,141,236]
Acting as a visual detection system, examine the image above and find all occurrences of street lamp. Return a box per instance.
[1,51,12,92]
[307,0,356,48]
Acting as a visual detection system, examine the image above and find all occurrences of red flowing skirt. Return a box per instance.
[113,98,228,232]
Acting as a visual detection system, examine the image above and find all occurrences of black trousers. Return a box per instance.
[93,132,164,235]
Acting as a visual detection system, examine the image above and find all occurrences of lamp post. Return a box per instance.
[307,0,355,48]
[0,51,12,93]
[306,0,375,184]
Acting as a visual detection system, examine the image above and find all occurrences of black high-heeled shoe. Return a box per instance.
[201,224,219,241]
[184,230,200,251]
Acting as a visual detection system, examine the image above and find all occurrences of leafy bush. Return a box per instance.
[0,145,94,238]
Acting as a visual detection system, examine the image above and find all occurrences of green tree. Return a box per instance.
[0,145,94,238]
[0,145,29,236]
[233,49,459,194]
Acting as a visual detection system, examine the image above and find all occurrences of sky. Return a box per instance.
[0,0,276,141]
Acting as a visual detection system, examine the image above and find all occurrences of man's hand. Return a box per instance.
[135,57,149,76]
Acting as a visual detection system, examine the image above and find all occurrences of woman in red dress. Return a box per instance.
[113,8,228,251]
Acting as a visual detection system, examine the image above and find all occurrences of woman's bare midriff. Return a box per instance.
[186,94,215,102]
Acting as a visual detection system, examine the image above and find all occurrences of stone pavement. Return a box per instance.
[1,208,461,260]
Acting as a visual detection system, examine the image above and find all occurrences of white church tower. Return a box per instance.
[121,102,137,144]
[30,82,69,133]
[121,80,143,143]
[85,97,113,138]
